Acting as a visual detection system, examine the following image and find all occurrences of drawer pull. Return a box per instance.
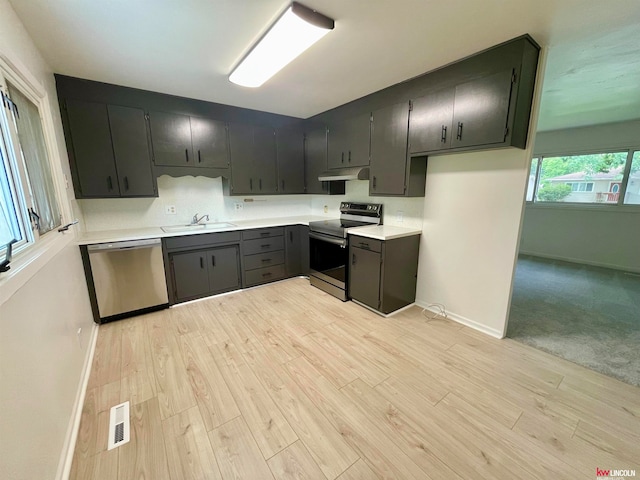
[262,272,273,278]
[359,242,370,249]
[261,258,272,262]
[261,244,271,248]
[260,232,270,237]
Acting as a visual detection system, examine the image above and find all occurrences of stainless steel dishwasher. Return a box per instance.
[87,238,168,322]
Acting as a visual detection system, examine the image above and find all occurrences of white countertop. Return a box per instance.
[77,215,327,245]
[347,225,422,240]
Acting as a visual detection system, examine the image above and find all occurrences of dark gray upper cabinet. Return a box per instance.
[190,116,230,168]
[276,127,305,194]
[149,111,229,169]
[227,123,254,194]
[408,88,455,154]
[228,124,277,195]
[370,102,410,196]
[148,111,192,166]
[253,126,278,194]
[107,105,156,196]
[304,128,328,194]
[65,99,120,197]
[409,68,518,154]
[63,99,156,198]
[327,113,371,169]
[450,69,514,148]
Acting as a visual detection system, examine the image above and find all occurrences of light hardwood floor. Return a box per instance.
[71,277,640,479]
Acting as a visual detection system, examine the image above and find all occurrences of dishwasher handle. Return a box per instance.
[87,238,162,252]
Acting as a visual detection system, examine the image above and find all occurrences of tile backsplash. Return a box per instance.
[78,176,423,232]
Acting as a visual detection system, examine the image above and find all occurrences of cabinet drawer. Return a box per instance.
[243,250,285,271]
[243,236,285,255]
[350,236,382,253]
[165,231,240,250]
[242,227,284,240]
[245,264,286,287]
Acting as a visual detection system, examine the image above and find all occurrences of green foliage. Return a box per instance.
[537,183,572,202]
[540,152,627,180]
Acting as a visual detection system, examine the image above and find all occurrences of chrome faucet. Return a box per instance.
[191,213,209,224]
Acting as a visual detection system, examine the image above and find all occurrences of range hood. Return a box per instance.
[318,166,370,182]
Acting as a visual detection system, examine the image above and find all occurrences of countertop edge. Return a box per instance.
[347,226,422,241]
[77,216,327,245]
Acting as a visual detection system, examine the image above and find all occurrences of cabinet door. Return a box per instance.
[190,116,229,168]
[408,88,454,154]
[327,122,347,169]
[304,128,328,194]
[65,99,119,197]
[327,113,371,169]
[451,69,514,148]
[228,123,255,194]
[370,103,410,196]
[349,246,381,309]
[285,225,301,276]
[253,126,278,194]
[171,250,210,300]
[107,105,156,197]
[344,113,371,167]
[276,128,305,194]
[208,246,240,294]
[148,111,193,166]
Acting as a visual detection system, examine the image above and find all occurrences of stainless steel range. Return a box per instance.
[308,202,383,300]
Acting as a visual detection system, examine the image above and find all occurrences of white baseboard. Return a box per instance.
[518,250,640,273]
[415,300,504,339]
[55,322,99,480]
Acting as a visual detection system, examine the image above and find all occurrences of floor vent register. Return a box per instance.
[107,401,130,450]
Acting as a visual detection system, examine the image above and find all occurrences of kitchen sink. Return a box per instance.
[161,222,236,233]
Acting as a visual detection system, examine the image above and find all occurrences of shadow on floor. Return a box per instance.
[507,255,640,386]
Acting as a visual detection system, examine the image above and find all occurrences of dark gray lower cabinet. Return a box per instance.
[349,234,420,314]
[170,246,240,302]
[285,225,310,276]
[349,246,381,310]
[164,232,241,304]
[241,227,286,286]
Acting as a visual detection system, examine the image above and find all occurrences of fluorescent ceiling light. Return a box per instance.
[229,2,334,88]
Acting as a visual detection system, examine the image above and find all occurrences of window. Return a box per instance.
[623,152,640,205]
[0,66,62,259]
[565,182,594,192]
[526,151,639,205]
[526,157,539,202]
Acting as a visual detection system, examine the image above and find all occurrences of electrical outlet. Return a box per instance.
[165,205,176,215]
[234,202,243,211]
[396,210,404,222]
[323,205,328,213]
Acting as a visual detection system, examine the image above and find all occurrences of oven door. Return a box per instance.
[309,231,348,291]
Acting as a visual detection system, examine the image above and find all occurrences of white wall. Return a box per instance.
[80,175,313,232]
[310,180,425,229]
[0,1,96,479]
[415,149,532,337]
[520,120,640,271]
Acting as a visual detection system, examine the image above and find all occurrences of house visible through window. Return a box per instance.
[526,151,638,205]
[0,65,62,259]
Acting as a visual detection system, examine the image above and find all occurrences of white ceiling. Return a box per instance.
[9,0,640,131]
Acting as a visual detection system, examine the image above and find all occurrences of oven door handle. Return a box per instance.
[309,231,347,248]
